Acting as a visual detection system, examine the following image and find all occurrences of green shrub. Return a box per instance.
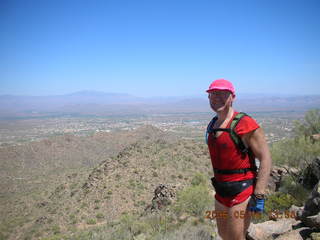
[174,185,213,217]
[0,232,7,240]
[293,109,320,137]
[279,175,310,206]
[137,200,146,206]
[145,214,174,235]
[96,213,104,219]
[138,183,145,190]
[271,135,320,168]
[265,192,298,213]
[51,225,60,235]
[111,213,146,239]
[183,156,192,162]
[190,172,207,186]
[80,203,88,209]
[129,179,135,188]
[86,219,96,225]
[41,235,65,240]
[271,109,320,168]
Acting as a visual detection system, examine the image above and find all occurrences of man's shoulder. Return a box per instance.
[234,112,260,136]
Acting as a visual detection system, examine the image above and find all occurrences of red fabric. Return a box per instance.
[207,111,260,207]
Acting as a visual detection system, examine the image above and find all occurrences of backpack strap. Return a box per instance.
[229,112,257,172]
[229,112,249,154]
[205,116,217,144]
[206,112,250,153]
[206,112,258,174]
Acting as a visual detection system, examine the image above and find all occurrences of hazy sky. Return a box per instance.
[1,0,320,97]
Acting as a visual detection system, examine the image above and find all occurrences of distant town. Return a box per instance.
[0,111,302,147]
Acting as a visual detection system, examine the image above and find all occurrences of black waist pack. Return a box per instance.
[211,177,255,198]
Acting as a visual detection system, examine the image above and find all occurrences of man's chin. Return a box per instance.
[212,105,227,112]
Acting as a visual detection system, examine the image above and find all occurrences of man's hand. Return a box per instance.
[248,194,265,212]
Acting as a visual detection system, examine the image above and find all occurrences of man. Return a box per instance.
[206,79,272,240]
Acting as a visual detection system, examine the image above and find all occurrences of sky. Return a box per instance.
[1,0,320,97]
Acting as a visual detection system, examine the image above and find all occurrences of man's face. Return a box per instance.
[208,90,233,112]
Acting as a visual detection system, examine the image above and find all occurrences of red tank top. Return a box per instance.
[207,111,260,182]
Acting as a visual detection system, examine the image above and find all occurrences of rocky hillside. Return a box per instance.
[0,125,214,240]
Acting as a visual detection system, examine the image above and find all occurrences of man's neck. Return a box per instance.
[216,107,234,122]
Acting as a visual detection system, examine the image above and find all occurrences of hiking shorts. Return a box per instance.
[215,184,254,207]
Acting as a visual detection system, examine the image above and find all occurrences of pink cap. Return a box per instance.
[206,79,235,96]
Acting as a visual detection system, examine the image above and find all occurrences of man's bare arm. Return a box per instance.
[242,128,272,195]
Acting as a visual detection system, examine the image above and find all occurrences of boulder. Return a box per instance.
[304,212,320,229]
[247,218,299,240]
[268,166,286,192]
[297,189,320,228]
[274,227,313,240]
[299,157,320,191]
[145,184,176,212]
[311,134,320,142]
[267,166,298,193]
[311,232,320,240]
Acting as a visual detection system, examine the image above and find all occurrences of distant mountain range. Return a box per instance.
[0,91,319,119]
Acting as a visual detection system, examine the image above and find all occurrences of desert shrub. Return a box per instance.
[41,235,66,240]
[279,175,310,206]
[0,232,7,240]
[269,109,320,210]
[145,213,175,236]
[183,155,193,162]
[51,225,60,235]
[271,109,320,168]
[265,192,298,213]
[271,135,320,168]
[111,213,147,239]
[174,185,213,217]
[293,109,320,137]
[129,179,136,188]
[69,214,77,222]
[190,172,207,186]
[96,213,104,219]
[151,222,217,240]
[86,219,96,225]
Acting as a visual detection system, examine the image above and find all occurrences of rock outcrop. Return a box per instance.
[145,184,176,212]
[248,158,320,240]
[247,218,300,240]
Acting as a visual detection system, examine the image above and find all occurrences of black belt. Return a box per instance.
[214,167,257,175]
[211,177,255,197]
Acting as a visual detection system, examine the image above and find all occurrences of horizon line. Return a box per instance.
[0,90,319,98]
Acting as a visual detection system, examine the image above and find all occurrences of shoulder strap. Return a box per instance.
[206,116,217,144]
[230,112,248,153]
[207,112,257,173]
[206,112,251,153]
